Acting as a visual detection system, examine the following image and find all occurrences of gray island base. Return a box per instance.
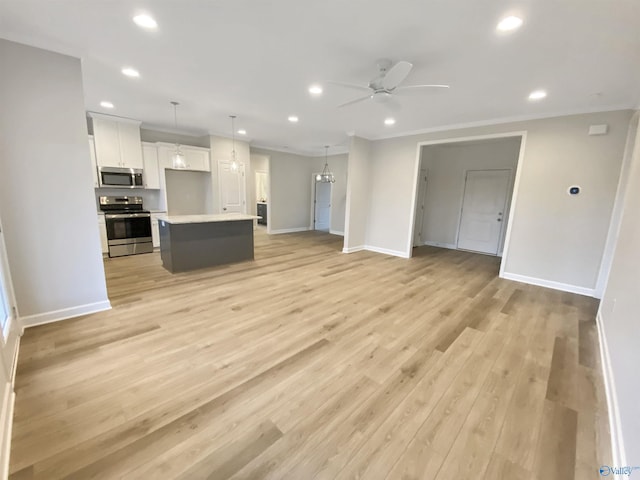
[157,214,261,273]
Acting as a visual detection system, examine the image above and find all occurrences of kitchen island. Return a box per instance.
[156,214,260,273]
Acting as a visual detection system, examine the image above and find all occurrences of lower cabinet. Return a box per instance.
[98,214,108,254]
[257,203,267,225]
[151,212,166,248]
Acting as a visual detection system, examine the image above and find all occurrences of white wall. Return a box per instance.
[419,138,521,251]
[0,39,110,325]
[595,113,639,298]
[311,154,348,235]
[361,110,632,293]
[598,112,640,466]
[344,136,372,252]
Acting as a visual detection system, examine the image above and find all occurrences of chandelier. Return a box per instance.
[316,146,335,183]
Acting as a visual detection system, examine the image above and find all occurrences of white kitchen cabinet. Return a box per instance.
[98,214,108,254]
[184,147,210,171]
[88,136,99,188]
[89,113,143,169]
[151,212,166,248]
[157,143,210,172]
[142,142,161,189]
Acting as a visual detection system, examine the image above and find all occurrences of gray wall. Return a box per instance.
[344,136,372,251]
[0,40,109,322]
[249,153,269,217]
[252,148,312,232]
[165,170,211,215]
[419,138,521,251]
[361,110,632,292]
[599,111,640,464]
[250,148,347,234]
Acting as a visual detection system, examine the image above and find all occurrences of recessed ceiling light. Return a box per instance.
[121,67,140,78]
[100,101,114,109]
[237,129,247,135]
[133,14,157,29]
[384,118,396,126]
[288,115,299,123]
[308,85,323,95]
[497,16,523,32]
[528,90,547,101]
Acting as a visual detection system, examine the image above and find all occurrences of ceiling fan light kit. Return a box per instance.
[170,101,186,169]
[230,115,239,171]
[334,59,450,109]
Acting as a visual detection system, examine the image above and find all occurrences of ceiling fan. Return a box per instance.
[331,59,449,108]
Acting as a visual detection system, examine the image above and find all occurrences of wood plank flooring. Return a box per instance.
[9,228,610,479]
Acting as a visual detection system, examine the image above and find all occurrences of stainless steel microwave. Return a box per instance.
[98,167,144,188]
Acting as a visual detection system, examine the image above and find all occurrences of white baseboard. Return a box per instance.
[20,300,112,328]
[596,311,627,470]
[343,244,410,258]
[365,245,411,259]
[500,272,595,297]
[421,241,458,250]
[269,227,311,234]
[0,387,15,480]
[330,229,345,236]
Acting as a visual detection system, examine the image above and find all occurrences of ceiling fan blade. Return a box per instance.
[337,94,372,108]
[395,84,450,91]
[327,81,371,93]
[381,61,413,90]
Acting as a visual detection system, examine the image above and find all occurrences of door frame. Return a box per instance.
[310,174,332,231]
[455,168,513,255]
[407,131,527,280]
[0,216,21,381]
[413,169,429,247]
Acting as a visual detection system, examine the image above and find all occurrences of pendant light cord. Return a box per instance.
[230,115,237,160]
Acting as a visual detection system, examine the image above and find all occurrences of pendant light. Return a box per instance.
[230,115,238,171]
[316,146,335,183]
[170,101,186,169]
[229,115,238,172]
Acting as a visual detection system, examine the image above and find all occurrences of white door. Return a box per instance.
[314,182,331,231]
[219,162,246,213]
[413,169,428,246]
[457,170,510,255]
[0,219,20,378]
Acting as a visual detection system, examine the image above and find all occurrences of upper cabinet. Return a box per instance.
[89,113,143,169]
[142,142,161,189]
[156,143,210,172]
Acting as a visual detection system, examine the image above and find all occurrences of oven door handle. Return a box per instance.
[105,213,151,219]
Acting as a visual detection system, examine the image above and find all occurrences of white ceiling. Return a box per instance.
[1,0,639,155]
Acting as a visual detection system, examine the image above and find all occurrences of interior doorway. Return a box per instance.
[457,169,511,255]
[410,134,523,260]
[413,169,428,247]
[313,180,332,232]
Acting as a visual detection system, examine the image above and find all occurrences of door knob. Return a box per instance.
[497,218,502,222]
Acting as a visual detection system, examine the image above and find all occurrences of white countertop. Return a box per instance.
[156,213,260,224]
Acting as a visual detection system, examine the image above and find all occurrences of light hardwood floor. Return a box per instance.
[9,228,610,479]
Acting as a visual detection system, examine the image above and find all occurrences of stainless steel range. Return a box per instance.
[99,196,153,258]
